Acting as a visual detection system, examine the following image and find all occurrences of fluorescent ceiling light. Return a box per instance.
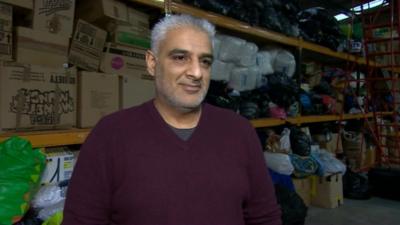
[335,0,388,21]
[335,13,349,21]
[352,0,387,12]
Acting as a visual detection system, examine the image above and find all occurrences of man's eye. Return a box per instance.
[172,55,188,62]
[201,59,212,68]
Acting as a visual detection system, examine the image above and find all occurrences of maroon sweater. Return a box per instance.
[62,101,281,225]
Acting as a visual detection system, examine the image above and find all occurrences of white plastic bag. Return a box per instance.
[217,34,246,63]
[32,184,66,209]
[211,60,234,81]
[238,42,258,67]
[212,36,222,58]
[311,148,346,176]
[267,49,296,78]
[256,51,274,75]
[264,152,294,175]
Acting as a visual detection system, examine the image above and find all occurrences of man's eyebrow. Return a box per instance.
[168,49,214,61]
[168,49,189,56]
[200,53,213,61]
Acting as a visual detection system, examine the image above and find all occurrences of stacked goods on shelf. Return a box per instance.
[40,146,78,185]
[77,0,151,49]
[0,0,157,132]
[212,34,260,91]
[33,0,76,37]
[0,2,12,61]
[15,26,70,68]
[100,43,155,108]
[77,71,120,128]
[181,0,300,37]
[0,63,77,131]
[76,0,155,109]
[300,62,372,115]
[0,1,78,133]
[208,33,298,119]
[262,125,346,209]
[298,7,344,50]
[68,19,107,71]
[182,1,346,51]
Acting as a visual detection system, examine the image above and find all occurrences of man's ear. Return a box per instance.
[146,50,156,77]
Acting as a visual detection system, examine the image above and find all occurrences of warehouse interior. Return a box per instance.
[0,0,399,224]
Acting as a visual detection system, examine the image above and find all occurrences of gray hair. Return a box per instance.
[151,14,216,55]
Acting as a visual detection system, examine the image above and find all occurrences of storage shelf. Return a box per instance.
[0,113,388,147]
[253,112,385,128]
[131,0,371,65]
[0,129,90,148]
[250,118,286,127]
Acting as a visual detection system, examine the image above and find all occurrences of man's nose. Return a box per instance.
[187,59,202,79]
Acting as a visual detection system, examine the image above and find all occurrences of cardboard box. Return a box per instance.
[16,26,69,68]
[78,71,120,128]
[128,7,148,26]
[69,19,107,71]
[41,148,77,184]
[292,177,311,206]
[311,174,344,208]
[0,0,32,9]
[76,0,128,24]
[122,68,155,108]
[0,2,12,61]
[110,23,151,49]
[100,42,147,75]
[0,62,77,131]
[33,0,76,36]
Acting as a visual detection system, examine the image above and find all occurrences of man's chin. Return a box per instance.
[173,100,203,112]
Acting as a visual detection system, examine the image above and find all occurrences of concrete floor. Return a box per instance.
[306,197,400,225]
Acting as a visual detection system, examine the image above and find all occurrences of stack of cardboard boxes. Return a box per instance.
[0,0,155,133]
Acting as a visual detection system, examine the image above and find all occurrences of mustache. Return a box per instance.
[180,79,203,86]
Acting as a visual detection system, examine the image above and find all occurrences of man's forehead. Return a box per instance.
[164,26,210,42]
[160,28,212,54]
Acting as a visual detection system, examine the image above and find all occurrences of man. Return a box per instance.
[62,14,281,225]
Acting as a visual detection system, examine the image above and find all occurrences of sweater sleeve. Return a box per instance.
[62,118,115,225]
[242,123,282,225]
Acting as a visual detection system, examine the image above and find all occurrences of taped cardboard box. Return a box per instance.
[0,0,32,9]
[41,147,77,185]
[33,0,76,37]
[78,71,120,128]
[311,173,344,208]
[0,2,12,61]
[69,19,107,71]
[76,0,128,24]
[292,177,311,206]
[16,26,69,68]
[122,68,155,108]
[0,62,77,131]
[100,42,146,75]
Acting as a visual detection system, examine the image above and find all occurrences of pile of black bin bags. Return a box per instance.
[182,0,300,37]
[182,0,344,50]
[205,74,299,120]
